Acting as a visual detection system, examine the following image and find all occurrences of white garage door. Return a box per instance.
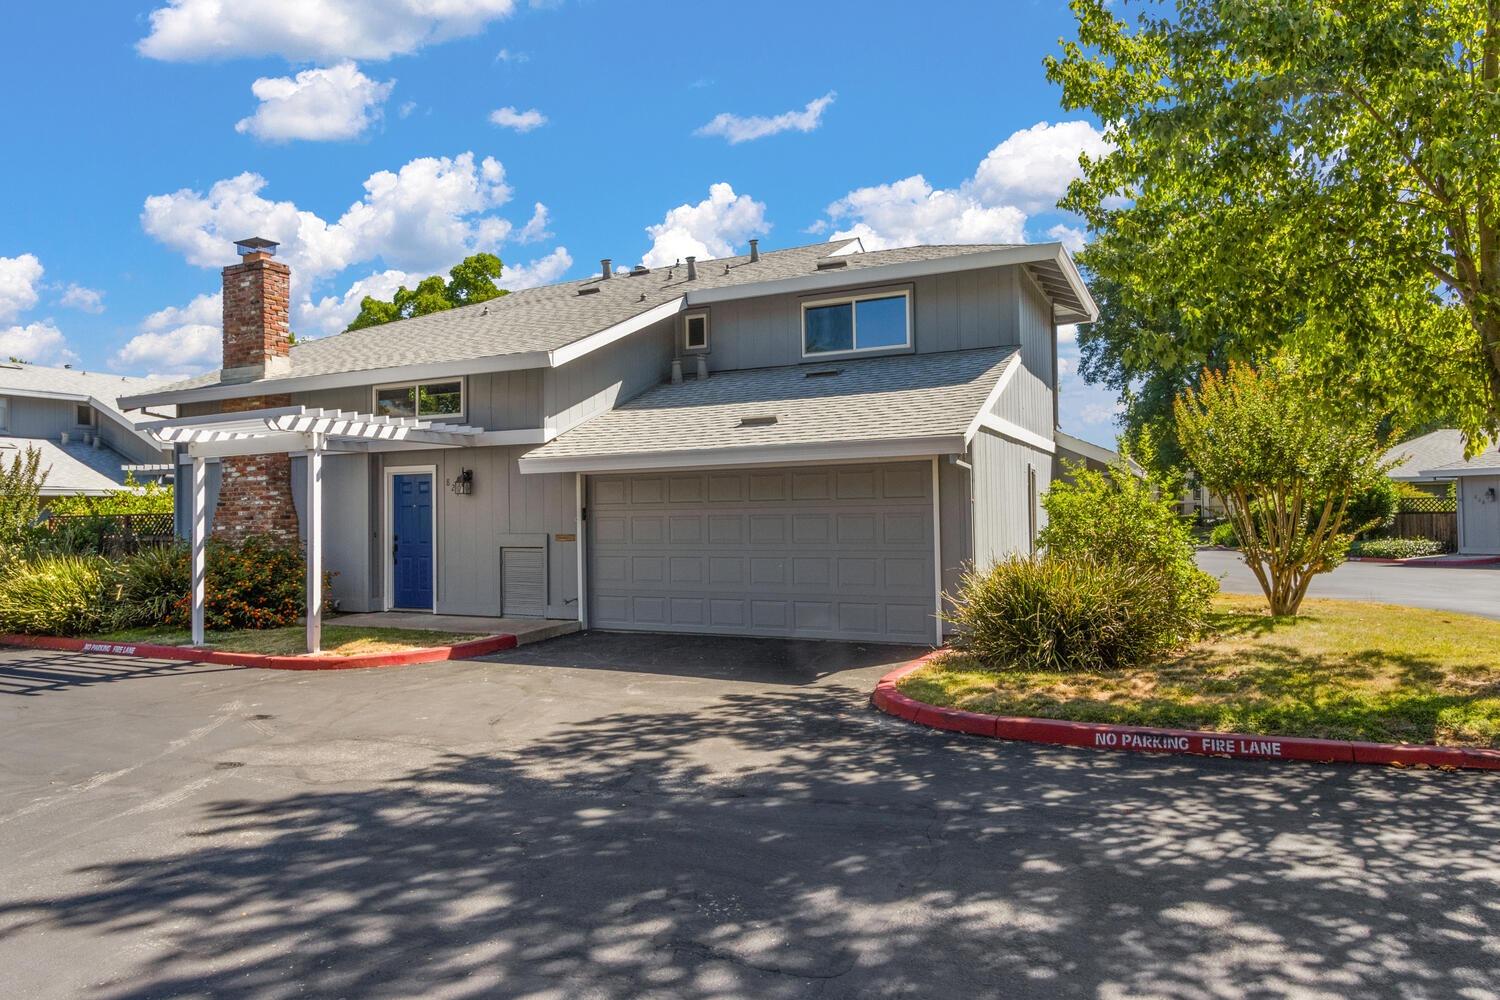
[586,462,936,643]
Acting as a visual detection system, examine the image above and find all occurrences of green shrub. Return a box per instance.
[0,554,113,636]
[1040,451,1217,641]
[0,446,46,549]
[1345,477,1401,537]
[945,556,1198,673]
[165,535,314,631]
[47,474,173,517]
[1350,537,1449,559]
[109,544,191,630]
[1209,522,1238,547]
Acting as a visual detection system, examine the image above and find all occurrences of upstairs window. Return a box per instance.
[0,398,8,430]
[374,379,465,420]
[684,312,710,352]
[75,404,94,427]
[802,290,911,356]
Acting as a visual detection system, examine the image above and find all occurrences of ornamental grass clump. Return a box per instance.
[945,555,1184,673]
[0,554,113,636]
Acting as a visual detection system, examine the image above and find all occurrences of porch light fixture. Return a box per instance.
[450,468,475,496]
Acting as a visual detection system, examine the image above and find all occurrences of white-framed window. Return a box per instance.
[0,397,8,430]
[75,403,94,427]
[801,288,912,357]
[373,378,465,420]
[683,312,710,352]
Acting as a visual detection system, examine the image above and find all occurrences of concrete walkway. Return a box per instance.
[333,611,580,645]
[1197,548,1500,619]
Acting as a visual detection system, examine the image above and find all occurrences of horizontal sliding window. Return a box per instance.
[374,379,464,420]
[802,292,910,355]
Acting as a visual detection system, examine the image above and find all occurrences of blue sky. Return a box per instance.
[0,0,1122,445]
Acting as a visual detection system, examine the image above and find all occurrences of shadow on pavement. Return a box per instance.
[0,676,1496,998]
[0,649,238,697]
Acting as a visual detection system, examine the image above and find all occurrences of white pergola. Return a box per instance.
[146,406,484,654]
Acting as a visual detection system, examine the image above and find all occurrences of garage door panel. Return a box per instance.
[589,463,935,643]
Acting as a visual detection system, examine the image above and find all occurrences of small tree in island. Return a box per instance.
[1175,361,1392,616]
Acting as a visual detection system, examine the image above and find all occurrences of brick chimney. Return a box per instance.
[212,237,299,547]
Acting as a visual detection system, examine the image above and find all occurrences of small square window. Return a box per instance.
[684,313,709,351]
[75,404,94,426]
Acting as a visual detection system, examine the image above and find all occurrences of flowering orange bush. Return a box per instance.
[163,535,332,631]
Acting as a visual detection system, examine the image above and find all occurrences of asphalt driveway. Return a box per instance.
[1197,547,1500,618]
[0,633,1496,999]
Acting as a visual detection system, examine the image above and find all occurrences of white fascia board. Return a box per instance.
[975,413,1056,454]
[471,428,549,446]
[119,350,554,409]
[963,354,1022,445]
[1419,465,1500,478]
[517,434,966,475]
[1052,245,1100,322]
[547,297,686,367]
[683,244,1075,307]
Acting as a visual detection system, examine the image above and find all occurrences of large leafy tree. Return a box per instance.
[346,253,508,332]
[1048,0,1500,451]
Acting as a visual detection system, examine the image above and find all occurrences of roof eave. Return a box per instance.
[517,434,967,475]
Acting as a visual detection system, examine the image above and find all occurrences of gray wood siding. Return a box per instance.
[367,446,578,618]
[970,427,1052,568]
[1,396,90,438]
[294,370,545,431]
[543,318,674,434]
[694,266,1024,372]
[937,457,971,623]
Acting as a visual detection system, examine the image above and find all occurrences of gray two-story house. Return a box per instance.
[0,363,174,498]
[124,236,1095,646]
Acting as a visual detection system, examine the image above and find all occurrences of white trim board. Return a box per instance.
[382,464,439,613]
[974,413,1056,454]
[963,352,1022,445]
[519,435,967,475]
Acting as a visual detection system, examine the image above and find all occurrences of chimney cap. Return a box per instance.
[234,236,279,256]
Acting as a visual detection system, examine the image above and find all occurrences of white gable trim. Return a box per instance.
[517,435,966,475]
[963,354,1022,446]
[975,413,1056,454]
[548,296,686,367]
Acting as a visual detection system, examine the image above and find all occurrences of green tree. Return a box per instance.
[1048,0,1500,449]
[0,446,46,549]
[346,253,508,332]
[47,473,173,517]
[1174,361,1391,615]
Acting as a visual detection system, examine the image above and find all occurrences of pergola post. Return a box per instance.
[190,455,207,646]
[305,433,324,655]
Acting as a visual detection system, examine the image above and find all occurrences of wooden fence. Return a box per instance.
[1387,511,1458,550]
[41,513,176,555]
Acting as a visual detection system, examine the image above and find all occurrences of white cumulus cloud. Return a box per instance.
[0,321,78,366]
[112,291,222,375]
[0,254,44,323]
[488,106,547,132]
[298,269,417,337]
[139,0,520,62]
[59,283,106,313]
[1047,223,1087,254]
[697,92,835,144]
[641,183,769,269]
[235,62,395,142]
[498,247,573,290]
[141,151,516,282]
[516,203,551,243]
[820,120,1110,251]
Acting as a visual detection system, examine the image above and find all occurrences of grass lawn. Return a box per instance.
[92,623,484,657]
[900,595,1500,748]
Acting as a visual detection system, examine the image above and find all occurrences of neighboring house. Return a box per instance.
[1384,429,1500,556]
[0,363,175,499]
[1054,431,1141,482]
[125,236,1096,645]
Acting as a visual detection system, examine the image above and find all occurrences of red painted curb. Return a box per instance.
[873,656,1500,771]
[0,632,518,671]
[1348,555,1500,567]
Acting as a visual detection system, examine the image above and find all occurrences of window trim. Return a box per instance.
[799,287,913,359]
[75,403,95,427]
[371,377,466,422]
[0,397,8,431]
[683,311,710,353]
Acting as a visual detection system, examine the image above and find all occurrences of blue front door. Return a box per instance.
[392,473,434,610]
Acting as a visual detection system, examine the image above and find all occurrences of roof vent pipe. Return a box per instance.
[749,239,759,263]
[600,258,612,279]
[60,431,69,446]
[685,256,697,280]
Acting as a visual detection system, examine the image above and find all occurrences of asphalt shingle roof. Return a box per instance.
[522,347,1017,464]
[0,363,171,425]
[145,241,1027,396]
[0,436,134,495]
